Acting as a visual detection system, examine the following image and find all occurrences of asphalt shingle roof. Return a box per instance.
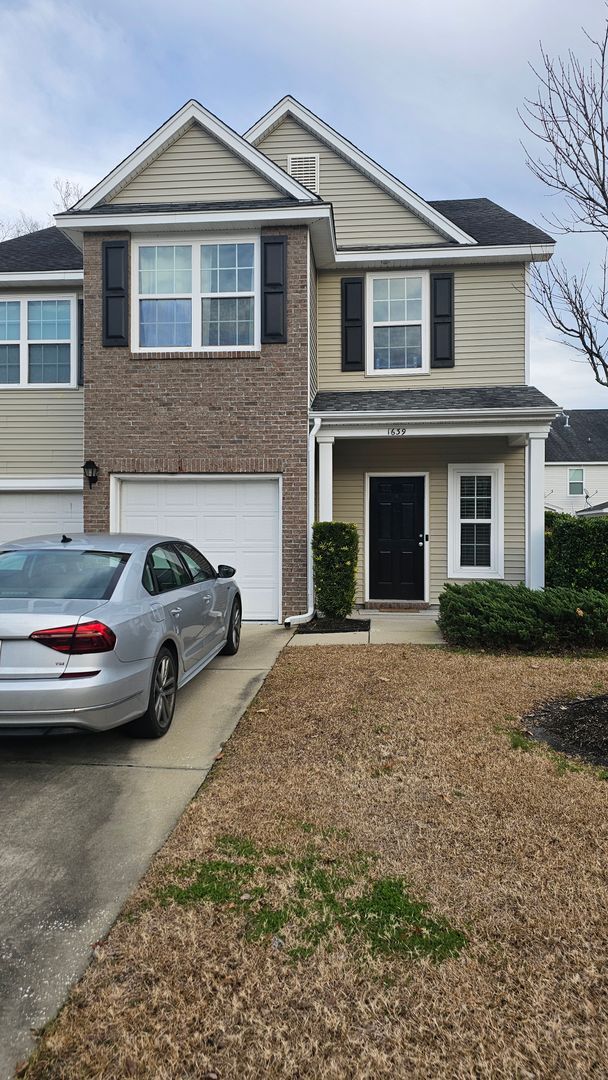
[312,386,559,414]
[77,198,300,214]
[0,226,82,273]
[546,410,608,462]
[428,198,554,247]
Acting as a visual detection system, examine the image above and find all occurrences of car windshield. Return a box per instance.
[0,549,129,600]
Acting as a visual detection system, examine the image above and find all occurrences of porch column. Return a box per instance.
[527,433,546,589]
[317,435,334,521]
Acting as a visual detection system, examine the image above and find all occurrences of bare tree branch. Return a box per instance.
[522,10,608,386]
[52,177,83,212]
[0,210,43,241]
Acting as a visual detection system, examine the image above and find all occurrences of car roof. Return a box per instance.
[0,533,182,554]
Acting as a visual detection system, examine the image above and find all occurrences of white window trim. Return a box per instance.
[130,235,260,353]
[0,294,78,388]
[448,463,504,579]
[365,270,430,377]
[568,466,585,496]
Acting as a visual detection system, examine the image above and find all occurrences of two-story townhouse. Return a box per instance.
[545,411,608,515]
[0,228,84,539]
[0,96,559,621]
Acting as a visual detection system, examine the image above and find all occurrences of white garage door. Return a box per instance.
[117,476,281,621]
[0,490,84,544]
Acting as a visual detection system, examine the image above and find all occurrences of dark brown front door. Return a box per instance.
[369,476,425,600]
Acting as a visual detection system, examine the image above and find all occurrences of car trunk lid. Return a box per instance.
[0,599,107,679]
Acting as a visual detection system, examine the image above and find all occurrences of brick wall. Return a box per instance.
[82,225,309,618]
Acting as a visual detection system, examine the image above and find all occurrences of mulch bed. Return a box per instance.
[296,616,370,634]
[524,693,608,767]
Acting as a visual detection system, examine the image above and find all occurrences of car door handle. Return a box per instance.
[170,607,182,616]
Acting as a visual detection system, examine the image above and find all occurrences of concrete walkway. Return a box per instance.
[0,624,292,1080]
[287,611,444,647]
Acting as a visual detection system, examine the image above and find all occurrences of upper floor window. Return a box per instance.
[568,467,584,496]
[134,237,259,352]
[366,271,429,376]
[0,296,77,387]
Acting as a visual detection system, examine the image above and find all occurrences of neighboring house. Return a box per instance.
[0,96,559,620]
[0,228,84,539]
[545,411,608,516]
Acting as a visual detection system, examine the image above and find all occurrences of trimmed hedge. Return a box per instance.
[546,511,608,591]
[312,521,359,619]
[438,580,608,652]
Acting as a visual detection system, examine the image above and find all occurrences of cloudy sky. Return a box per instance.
[0,0,605,408]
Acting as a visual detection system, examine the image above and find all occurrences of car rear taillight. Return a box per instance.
[30,622,116,654]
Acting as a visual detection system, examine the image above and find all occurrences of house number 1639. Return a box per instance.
[387,427,407,436]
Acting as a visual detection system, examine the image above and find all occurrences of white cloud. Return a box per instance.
[531,329,608,409]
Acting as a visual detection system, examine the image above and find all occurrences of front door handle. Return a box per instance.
[418,542,424,547]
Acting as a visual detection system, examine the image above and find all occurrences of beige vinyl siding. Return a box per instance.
[332,436,525,604]
[0,389,83,476]
[309,243,318,403]
[317,264,526,390]
[109,122,282,204]
[255,116,444,247]
[545,462,608,515]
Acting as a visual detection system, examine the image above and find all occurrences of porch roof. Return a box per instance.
[311,385,559,417]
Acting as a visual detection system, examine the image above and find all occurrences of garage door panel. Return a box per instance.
[119,477,280,621]
[0,491,84,544]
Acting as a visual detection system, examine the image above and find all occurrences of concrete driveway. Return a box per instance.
[0,624,291,1079]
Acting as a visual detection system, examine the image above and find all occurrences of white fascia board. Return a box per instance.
[56,204,333,231]
[546,460,608,466]
[74,99,318,212]
[311,406,561,424]
[244,96,477,246]
[0,270,83,285]
[333,243,555,267]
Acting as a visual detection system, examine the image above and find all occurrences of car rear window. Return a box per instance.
[0,550,129,600]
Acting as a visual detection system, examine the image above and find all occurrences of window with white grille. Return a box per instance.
[287,154,320,194]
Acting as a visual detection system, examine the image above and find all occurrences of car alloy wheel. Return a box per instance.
[232,604,241,651]
[153,653,176,730]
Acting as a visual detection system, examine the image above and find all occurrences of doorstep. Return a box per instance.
[287,613,445,648]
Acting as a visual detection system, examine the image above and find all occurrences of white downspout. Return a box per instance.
[285,417,321,626]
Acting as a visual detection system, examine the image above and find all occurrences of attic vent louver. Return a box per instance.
[287,154,320,194]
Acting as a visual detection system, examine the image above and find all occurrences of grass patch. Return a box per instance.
[22,647,608,1080]
[155,834,466,963]
[503,724,608,781]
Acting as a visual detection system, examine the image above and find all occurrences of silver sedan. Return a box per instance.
[0,534,242,738]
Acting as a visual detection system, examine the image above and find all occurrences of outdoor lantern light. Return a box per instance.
[82,460,100,489]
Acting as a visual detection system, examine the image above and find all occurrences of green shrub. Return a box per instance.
[545,511,608,591]
[438,580,608,652]
[312,521,359,619]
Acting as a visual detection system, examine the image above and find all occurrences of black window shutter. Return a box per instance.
[102,239,128,348]
[261,236,287,344]
[430,272,454,368]
[77,298,84,385]
[341,277,365,371]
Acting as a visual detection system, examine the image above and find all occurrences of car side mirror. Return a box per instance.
[217,564,236,579]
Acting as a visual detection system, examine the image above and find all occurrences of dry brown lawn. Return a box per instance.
[23,646,608,1079]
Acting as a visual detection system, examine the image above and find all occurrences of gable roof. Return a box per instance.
[0,227,82,273]
[74,100,319,212]
[429,199,554,247]
[546,410,608,462]
[244,96,477,246]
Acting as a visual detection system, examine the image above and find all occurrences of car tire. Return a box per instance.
[126,645,178,739]
[221,598,242,656]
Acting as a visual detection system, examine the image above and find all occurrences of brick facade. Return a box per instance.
[82,225,309,619]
